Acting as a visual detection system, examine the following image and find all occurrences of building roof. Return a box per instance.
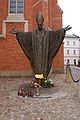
[65,34,80,38]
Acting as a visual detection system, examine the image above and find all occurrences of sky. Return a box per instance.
[58,0,80,36]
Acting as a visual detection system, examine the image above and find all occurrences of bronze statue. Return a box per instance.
[10,12,71,81]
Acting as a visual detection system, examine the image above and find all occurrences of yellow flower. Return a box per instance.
[35,74,39,78]
[31,81,34,84]
[45,80,47,83]
[35,85,37,88]
[39,74,44,79]
[35,74,44,79]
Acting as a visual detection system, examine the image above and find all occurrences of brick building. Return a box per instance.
[0,0,64,77]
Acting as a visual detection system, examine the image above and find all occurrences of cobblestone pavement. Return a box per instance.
[64,65,80,80]
[0,74,80,120]
[70,66,80,81]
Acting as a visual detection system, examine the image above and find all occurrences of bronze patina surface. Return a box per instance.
[10,12,72,79]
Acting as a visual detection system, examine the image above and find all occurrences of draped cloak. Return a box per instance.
[16,28,65,78]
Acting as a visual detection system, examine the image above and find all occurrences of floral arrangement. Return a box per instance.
[18,74,54,97]
[18,80,40,97]
[43,79,54,88]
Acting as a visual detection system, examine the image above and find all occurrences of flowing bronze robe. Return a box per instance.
[16,28,65,78]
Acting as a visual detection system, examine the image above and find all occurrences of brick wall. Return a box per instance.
[0,23,31,70]
[32,0,42,29]
[48,0,64,70]
[0,0,8,34]
[24,0,33,31]
[0,0,64,73]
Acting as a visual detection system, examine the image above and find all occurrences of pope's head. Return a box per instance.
[36,11,44,31]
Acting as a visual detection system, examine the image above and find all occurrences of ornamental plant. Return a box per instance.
[43,79,54,88]
[78,59,80,66]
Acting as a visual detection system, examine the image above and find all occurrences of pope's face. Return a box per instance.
[38,23,43,31]
[36,12,44,31]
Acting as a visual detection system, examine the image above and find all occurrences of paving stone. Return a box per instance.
[0,74,80,120]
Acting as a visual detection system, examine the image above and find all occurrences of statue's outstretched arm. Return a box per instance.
[9,28,18,34]
[64,25,72,31]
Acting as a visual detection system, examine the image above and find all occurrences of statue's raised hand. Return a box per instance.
[64,25,72,31]
[9,28,18,34]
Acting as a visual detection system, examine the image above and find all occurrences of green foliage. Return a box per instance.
[43,79,55,88]
[78,59,80,65]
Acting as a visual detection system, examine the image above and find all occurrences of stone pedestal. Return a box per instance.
[66,67,73,83]
[77,83,80,99]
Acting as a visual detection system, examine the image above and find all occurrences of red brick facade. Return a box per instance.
[0,0,64,74]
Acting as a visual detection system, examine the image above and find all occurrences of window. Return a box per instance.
[9,0,24,14]
[67,59,70,64]
[73,50,76,55]
[73,41,76,46]
[67,50,69,55]
[67,41,69,45]
[74,59,76,65]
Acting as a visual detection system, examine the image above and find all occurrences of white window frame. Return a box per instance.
[9,0,24,15]
[73,41,76,46]
[67,41,69,46]
[73,50,76,55]
[0,0,28,38]
[67,59,70,64]
[67,50,70,55]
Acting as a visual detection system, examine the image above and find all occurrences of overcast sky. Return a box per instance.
[58,0,80,36]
